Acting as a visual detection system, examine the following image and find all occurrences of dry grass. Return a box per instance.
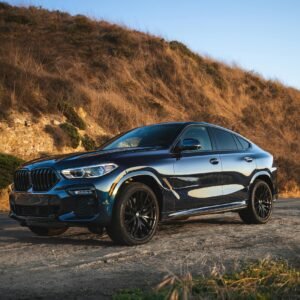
[0,3,299,192]
[0,189,9,211]
[114,259,300,299]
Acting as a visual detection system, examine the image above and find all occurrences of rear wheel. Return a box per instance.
[239,180,273,224]
[28,226,68,236]
[106,183,159,245]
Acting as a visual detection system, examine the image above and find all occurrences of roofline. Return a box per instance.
[148,121,255,145]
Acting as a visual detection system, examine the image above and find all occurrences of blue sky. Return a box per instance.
[7,0,300,89]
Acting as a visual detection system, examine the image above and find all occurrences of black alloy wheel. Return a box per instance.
[253,183,272,219]
[106,183,159,245]
[124,190,157,240]
[239,180,273,224]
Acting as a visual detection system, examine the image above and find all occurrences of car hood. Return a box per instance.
[21,147,165,170]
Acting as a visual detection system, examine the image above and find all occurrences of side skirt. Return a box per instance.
[167,201,247,219]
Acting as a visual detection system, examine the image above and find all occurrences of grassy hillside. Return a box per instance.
[0,2,299,195]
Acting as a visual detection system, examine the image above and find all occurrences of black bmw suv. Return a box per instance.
[9,122,278,245]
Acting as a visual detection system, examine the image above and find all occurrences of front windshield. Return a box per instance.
[102,124,185,150]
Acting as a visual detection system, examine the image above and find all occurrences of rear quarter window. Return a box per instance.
[211,128,238,151]
[235,135,251,150]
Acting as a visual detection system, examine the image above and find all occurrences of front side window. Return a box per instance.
[102,124,185,150]
[180,126,212,151]
[212,128,238,151]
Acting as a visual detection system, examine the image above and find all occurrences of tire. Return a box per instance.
[106,182,159,246]
[28,226,68,236]
[239,180,273,224]
[88,225,104,236]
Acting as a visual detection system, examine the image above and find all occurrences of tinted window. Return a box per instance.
[212,128,238,150]
[236,136,250,150]
[103,124,184,150]
[180,126,212,151]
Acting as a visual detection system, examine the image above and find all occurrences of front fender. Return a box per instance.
[109,167,168,199]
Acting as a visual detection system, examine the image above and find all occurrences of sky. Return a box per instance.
[6,0,300,89]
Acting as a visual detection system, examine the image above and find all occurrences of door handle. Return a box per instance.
[244,156,253,162]
[210,158,219,165]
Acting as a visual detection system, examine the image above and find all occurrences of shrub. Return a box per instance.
[59,123,80,148]
[58,102,86,130]
[0,153,24,189]
[44,124,68,150]
[81,134,96,151]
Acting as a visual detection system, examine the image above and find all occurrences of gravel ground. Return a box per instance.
[0,198,299,299]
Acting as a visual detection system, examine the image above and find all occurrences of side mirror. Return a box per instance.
[177,138,202,152]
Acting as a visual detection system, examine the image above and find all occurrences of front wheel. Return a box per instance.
[28,226,68,236]
[239,180,273,224]
[106,183,159,246]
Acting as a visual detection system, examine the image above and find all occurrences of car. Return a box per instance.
[9,122,278,245]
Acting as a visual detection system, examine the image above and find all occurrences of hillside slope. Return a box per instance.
[0,3,299,194]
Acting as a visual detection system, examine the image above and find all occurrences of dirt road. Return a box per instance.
[0,199,299,299]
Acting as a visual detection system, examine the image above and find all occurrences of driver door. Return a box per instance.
[171,125,223,210]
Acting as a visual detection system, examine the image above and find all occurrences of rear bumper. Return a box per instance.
[9,185,113,228]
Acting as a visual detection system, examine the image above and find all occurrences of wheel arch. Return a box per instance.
[110,170,166,219]
[250,171,275,195]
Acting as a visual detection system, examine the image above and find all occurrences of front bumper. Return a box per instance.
[9,184,114,227]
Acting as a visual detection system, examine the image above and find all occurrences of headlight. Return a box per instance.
[61,163,118,179]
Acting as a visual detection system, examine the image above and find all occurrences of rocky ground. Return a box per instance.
[0,199,299,299]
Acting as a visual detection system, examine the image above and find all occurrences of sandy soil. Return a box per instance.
[0,199,299,299]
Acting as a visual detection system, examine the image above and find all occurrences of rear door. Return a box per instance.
[172,125,223,210]
[209,127,256,203]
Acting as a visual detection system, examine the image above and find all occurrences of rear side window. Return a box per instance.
[211,128,238,151]
[235,136,250,150]
[180,126,212,151]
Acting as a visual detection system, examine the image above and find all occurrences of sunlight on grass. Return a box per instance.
[114,259,300,299]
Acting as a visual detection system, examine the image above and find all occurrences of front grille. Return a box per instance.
[14,205,59,217]
[14,168,59,192]
[31,168,59,192]
[14,169,31,191]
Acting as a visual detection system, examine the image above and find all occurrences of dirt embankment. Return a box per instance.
[0,4,300,193]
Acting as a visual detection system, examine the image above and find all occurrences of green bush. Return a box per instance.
[0,153,24,189]
[59,123,80,148]
[58,102,86,130]
[81,134,96,151]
